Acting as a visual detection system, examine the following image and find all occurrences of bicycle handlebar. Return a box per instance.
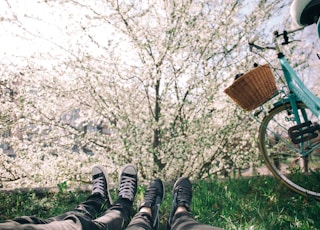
[248,27,305,52]
[275,27,305,37]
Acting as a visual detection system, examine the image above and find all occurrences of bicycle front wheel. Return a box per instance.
[259,102,320,199]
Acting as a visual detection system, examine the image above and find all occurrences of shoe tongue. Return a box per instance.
[178,186,192,198]
[145,187,157,203]
[177,187,192,210]
[92,172,104,180]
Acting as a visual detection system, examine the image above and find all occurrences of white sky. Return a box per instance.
[1,1,66,56]
[0,0,118,62]
[1,0,319,73]
[0,0,143,77]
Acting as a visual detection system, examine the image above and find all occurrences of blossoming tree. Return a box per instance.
[1,0,316,188]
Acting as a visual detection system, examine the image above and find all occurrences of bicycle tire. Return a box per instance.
[259,102,320,199]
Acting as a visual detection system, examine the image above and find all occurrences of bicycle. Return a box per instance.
[225,15,320,198]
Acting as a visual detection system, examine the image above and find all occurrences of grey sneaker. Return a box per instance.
[92,165,113,206]
[167,177,192,228]
[118,164,138,203]
[139,179,165,230]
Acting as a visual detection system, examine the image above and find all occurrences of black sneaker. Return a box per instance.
[118,164,138,203]
[92,165,113,206]
[167,177,192,228]
[139,179,165,230]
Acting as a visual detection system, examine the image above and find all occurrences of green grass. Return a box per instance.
[1,176,320,229]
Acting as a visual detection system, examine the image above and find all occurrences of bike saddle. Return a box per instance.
[290,0,320,26]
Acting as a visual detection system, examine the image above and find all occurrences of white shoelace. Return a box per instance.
[119,175,136,201]
[92,175,105,197]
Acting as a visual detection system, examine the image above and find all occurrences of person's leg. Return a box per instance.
[93,164,138,229]
[167,177,223,230]
[126,178,165,230]
[50,165,113,222]
[0,165,112,230]
[0,164,139,230]
[4,192,106,227]
[0,219,78,230]
[170,212,223,230]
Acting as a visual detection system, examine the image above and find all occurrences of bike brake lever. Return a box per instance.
[281,39,301,45]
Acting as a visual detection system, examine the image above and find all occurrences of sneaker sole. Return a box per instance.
[153,179,165,229]
[158,179,165,202]
[119,164,137,180]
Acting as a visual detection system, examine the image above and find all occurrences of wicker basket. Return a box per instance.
[224,64,277,111]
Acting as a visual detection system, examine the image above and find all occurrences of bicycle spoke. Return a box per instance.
[259,102,320,198]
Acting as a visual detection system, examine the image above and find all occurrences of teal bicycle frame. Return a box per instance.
[261,18,320,157]
[276,17,320,116]
[279,56,320,157]
[275,17,320,119]
[247,16,320,199]
[279,57,320,119]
